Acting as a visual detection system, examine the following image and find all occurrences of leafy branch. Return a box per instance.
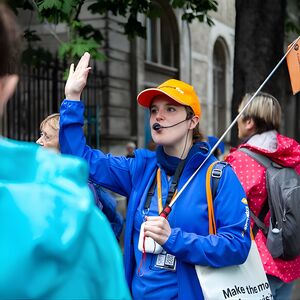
[9,0,218,63]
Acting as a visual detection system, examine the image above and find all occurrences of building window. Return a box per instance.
[144,1,179,147]
[146,1,178,69]
[213,39,227,137]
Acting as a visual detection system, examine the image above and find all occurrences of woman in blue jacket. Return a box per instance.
[59,52,251,299]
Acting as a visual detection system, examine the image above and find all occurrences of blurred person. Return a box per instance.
[126,141,136,158]
[36,113,60,151]
[0,5,130,299]
[59,52,251,300]
[225,92,300,300]
[36,112,124,240]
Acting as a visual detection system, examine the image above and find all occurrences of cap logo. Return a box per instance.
[160,85,184,94]
[175,87,184,94]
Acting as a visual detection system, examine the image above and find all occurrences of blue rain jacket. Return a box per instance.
[89,180,124,240]
[0,138,131,299]
[60,100,251,300]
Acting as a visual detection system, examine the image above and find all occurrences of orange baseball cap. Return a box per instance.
[137,79,201,117]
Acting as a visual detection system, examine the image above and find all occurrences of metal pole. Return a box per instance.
[170,36,300,207]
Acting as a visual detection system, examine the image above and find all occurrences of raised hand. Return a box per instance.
[65,52,91,100]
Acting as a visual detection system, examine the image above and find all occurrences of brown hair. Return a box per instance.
[0,4,21,77]
[185,106,205,143]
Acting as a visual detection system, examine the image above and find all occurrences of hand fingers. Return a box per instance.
[83,66,92,78]
[145,216,165,222]
[144,218,169,232]
[75,52,91,71]
[69,63,74,77]
[144,221,171,245]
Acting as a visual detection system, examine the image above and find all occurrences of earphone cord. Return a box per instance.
[179,118,192,160]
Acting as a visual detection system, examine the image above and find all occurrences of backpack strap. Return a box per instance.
[239,147,272,168]
[238,147,270,236]
[211,161,229,199]
[206,161,229,234]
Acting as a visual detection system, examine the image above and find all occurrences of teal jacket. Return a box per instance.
[0,138,131,299]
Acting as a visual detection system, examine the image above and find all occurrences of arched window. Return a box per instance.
[144,0,179,146]
[145,1,179,71]
[213,39,227,137]
[146,2,177,68]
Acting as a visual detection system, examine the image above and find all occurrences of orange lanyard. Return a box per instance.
[156,168,178,215]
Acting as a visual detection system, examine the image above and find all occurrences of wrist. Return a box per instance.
[65,93,81,101]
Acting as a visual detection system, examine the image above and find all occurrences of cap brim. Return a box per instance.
[137,88,186,108]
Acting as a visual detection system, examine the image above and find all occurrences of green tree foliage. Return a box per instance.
[9,0,217,62]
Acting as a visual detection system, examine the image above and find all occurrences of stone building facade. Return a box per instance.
[19,1,236,154]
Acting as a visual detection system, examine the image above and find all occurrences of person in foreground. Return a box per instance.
[59,52,251,299]
[225,92,300,300]
[0,5,130,299]
[36,113,124,240]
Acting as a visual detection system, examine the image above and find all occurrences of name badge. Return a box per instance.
[155,252,176,271]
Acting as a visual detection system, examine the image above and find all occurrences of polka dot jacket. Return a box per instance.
[225,132,300,283]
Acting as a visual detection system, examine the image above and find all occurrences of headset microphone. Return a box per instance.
[152,112,193,131]
[152,123,163,131]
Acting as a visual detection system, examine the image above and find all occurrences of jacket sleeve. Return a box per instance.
[162,166,251,268]
[60,100,132,197]
[94,183,124,240]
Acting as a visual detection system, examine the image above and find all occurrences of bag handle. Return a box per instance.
[205,160,255,240]
[206,161,218,235]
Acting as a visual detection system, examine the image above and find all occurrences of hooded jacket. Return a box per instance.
[60,99,251,299]
[226,130,300,283]
[0,138,130,299]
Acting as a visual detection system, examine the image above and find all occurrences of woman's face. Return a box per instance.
[36,122,59,151]
[150,95,192,147]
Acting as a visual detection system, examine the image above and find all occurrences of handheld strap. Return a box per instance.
[166,159,186,206]
[144,159,186,212]
[144,177,156,212]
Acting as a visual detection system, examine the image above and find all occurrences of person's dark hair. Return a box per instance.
[0,4,21,77]
[185,106,205,143]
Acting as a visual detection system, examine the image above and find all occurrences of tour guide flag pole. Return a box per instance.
[163,36,300,215]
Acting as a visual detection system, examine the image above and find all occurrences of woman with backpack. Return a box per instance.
[59,52,252,299]
[225,92,300,299]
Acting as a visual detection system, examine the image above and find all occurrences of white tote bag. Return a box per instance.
[195,162,272,300]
